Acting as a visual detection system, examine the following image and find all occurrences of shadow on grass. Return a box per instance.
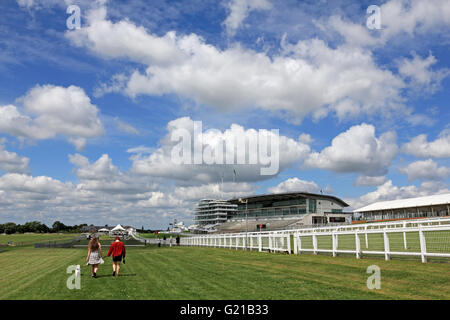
[90,273,137,278]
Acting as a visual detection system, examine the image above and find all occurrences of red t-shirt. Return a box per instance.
[107,241,126,257]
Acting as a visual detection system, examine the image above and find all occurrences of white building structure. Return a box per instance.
[355,193,450,222]
[193,199,238,233]
[169,221,189,233]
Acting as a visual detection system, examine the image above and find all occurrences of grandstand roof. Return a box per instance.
[229,192,349,207]
[355,193,450,213]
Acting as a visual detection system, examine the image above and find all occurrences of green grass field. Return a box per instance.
[1,244,449,300]
[136,232,183,239]
[0,233,80,246]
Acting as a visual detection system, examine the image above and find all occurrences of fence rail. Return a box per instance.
[130,231,176,246]
[34,235,86,248]
[181,218,450,263]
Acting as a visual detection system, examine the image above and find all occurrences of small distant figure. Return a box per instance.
[158,239,161,247]
[176,235,180,246]
[107,236,126,277]
[86,236,103,278]
[75,265,81,278]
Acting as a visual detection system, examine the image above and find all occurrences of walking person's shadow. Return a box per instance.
[95,273,137,278]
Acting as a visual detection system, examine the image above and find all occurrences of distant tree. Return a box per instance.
[3,222,17,234]
[16,224,26,233]
[52,221,67,232]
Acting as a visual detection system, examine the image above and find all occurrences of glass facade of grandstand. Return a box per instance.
[194,199,238,226]
[230,194,346,220]
[357,205,450,221]
[234,198,310,219]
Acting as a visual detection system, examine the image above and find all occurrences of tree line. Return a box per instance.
[0,221,88,234]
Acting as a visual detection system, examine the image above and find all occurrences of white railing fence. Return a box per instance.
[181,218,450,263]
[130,231,176,246]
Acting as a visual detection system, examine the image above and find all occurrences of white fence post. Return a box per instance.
[403,222,407,250]
[419,226,427,263]
[312,233,318,255]
[336,232,339,248]
[355,232,361,259]
[383,231,390,261]
[287,234,291,254]
[293,233,298,254]
[365,226,369,248]
[258,233,262,252]
[298,235,302,254]
[269,234,273,252]
[332,232,337,257]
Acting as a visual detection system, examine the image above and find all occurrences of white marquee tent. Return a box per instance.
[109,224,127,236]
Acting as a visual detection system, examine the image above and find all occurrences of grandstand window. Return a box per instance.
[329,217,345,223]
[309,199,317,213]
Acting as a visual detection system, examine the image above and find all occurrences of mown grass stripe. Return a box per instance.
[1,246,449,300]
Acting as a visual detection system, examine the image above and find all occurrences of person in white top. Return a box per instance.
[86,236,103,278]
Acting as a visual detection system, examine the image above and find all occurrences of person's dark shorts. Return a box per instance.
[113,255,123,262]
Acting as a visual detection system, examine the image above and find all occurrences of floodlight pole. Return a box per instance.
[239,198,249,251]
[246,199,248,250]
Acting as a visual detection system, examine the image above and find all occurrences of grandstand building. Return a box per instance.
[354,193,450,222]
[216,192,351,233]
[193,199,238,233]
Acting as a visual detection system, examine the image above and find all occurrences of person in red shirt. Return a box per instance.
[107,236,126,277]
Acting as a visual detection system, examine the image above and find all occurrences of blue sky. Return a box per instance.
[0,0,449,229]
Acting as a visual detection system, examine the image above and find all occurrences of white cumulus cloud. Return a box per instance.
[129,117,310,183]
[224,0,272,36]
[306,123,398,176]
[402,129,450,158]
[353,175,387,187]
[0,85,104,150]
[399,159,450,181]
[66,6,406,123]
[268,177,323,194]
